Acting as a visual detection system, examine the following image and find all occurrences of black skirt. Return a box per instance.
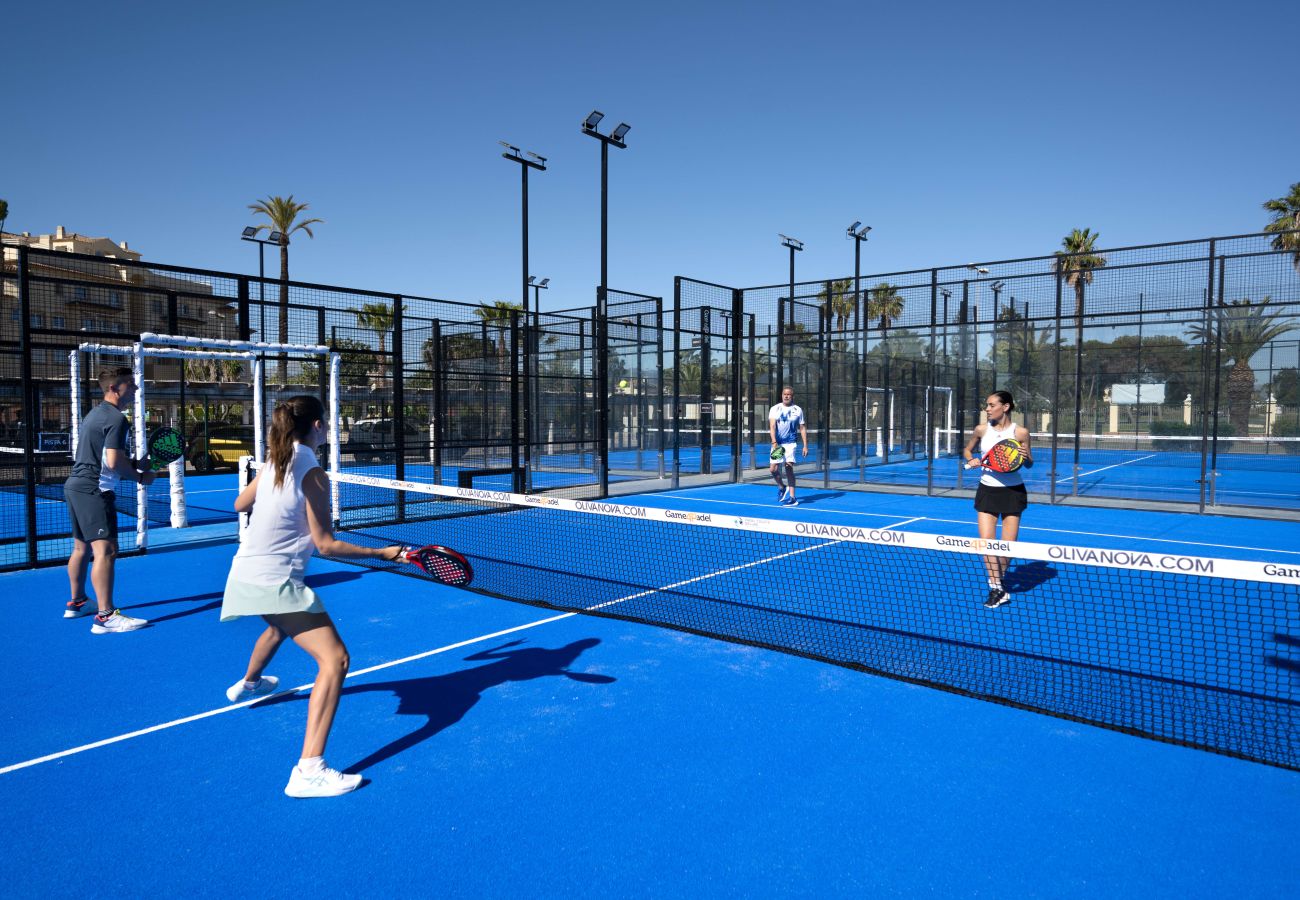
[974,483,1028,518]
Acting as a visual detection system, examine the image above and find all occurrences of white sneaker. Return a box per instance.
[90,610,148,633]
[226,676,280,703]
[64,597,94,619]
[284,764,362,798]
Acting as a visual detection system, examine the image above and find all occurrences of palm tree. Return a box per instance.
[184,358,244,384]
[474,300,522,361]
[1263,182,1300,272]
[816,278,857,332]
[866,282,905,333]
[1055,228,1106,331]
[247,195,323,381]
[353,301,402,388]
[1186,297,1296,434]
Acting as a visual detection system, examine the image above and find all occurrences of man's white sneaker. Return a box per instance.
[226,676,280,703]
[90,610,147,633]
[284,764,362,798]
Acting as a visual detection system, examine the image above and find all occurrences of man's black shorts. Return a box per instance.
[64,483,118,543]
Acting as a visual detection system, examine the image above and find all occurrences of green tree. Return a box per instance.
[353,300,404,388]
[866,282,905,333]
[1186,297,1296,433]
[816,279,857,331]
[474,300,522,360]
[247,195,324,381]
[297,337,372,386]
[184,358,244,384]
[1269,368,1298,407]
[1263,182,1300,272]
[0,199,8,236]
[1055,228,1106,344]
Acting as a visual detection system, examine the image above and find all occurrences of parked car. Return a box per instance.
[343,418,423,463]
[188,425,255,472]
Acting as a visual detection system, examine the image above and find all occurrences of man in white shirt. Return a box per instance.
[768,386,808,506]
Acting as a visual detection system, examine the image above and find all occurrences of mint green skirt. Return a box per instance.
[220,575,325,622]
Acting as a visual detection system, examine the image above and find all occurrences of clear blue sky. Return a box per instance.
[4,0,1297,312]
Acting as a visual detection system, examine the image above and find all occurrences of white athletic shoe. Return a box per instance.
[64,597,94,619]
[90,610,148,633]
[284,764,362,798]
[226,676,280,703]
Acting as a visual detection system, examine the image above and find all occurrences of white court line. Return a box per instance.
[0,534,852,776]
[656,494,1300,557]
[1056,454,1156,483]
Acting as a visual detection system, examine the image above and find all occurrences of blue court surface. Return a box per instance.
[1,483,1297,897]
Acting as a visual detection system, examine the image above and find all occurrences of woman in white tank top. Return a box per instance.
[221,395,405,798]
[962,391,1034,609]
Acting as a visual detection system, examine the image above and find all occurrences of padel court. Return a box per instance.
[1,482,1296,897]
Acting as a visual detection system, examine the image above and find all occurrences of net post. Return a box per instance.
[237,455,252,539]
[252,355,265,463]
[69,350,81,459]
[168,457,187,528]
[132,342,148,550]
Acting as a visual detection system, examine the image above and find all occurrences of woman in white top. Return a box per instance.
[962,391,1033,609]
[221,395,403,798]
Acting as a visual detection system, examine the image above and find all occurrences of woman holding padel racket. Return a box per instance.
[221,395,409,798]
[962,390,1033,609]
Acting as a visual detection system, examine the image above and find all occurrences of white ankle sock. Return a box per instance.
[299,756,325,774]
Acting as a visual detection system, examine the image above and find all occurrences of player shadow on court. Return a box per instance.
[784,491,844,506]
[1000,561,1056,595]
[124,571,366,625]
[259,637,614,773]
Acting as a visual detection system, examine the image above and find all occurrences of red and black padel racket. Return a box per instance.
[399,544,474,587]
[982,438,1024,473]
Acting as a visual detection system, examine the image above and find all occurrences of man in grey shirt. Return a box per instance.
[63,367,156,632]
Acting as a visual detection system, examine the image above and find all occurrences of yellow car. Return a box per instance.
[188,425,255,472]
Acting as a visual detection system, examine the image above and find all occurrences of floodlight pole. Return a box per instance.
[530,278,548,312]
[501,147,546,319]
[779,235,803,392]
[582,113,629,496]
[848,224,870,472]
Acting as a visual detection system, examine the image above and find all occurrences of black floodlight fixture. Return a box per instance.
[966,264,989,275]
[847,222,872,240]
[499,140,522,155]
[526,151,547,164]
[583,110,605,131]
[527,275,536,284]
[990,280,1006,292]
[538,278,549,287]
[241,226,258,238]
[779,233,804,251]
[268,231,285,244]
[939,288,952,300]
[610,122,631,143]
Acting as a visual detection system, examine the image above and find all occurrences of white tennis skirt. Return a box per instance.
[220,575,325,622]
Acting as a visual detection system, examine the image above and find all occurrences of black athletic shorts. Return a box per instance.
[974,483,1028,518]
[64,483,118,543]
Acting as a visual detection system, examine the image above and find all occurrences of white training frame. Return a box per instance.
[71,334,340,548]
